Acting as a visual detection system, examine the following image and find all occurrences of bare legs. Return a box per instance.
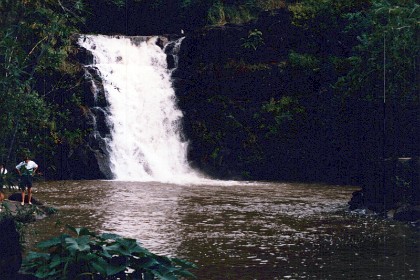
[21,187,32,205]
[28,187,32,204]
[21,190,25,205]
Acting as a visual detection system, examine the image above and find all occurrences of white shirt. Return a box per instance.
[0,168,7,174]
[16,160,38,175]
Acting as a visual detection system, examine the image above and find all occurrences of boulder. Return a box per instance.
[348,190,364,210]
[0,218,22,278]
[7,193,43,205]
[394,204,420,222]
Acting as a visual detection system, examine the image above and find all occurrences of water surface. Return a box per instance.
[25,180,419,279]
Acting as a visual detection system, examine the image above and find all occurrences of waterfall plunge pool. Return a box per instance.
[25,180,419,279]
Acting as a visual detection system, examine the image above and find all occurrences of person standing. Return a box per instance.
[0,163,6,202]
[16,156,38,205]
[0,163,7,175]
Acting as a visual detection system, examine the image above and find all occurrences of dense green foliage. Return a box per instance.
[8,1,419,277]
[83,0,290,34]
[0,0,130,178]
[176,0,419,184]
[22,225,196,279]
[0,0,87,177]
[1,0,418,185]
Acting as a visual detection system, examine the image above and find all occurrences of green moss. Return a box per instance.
[225,59,271,73]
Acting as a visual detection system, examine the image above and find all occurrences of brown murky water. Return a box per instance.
[24,180,419,279]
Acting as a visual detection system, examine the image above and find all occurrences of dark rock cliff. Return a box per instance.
[68,7,419,220]
[173,9,419,219]
[173,9,360,181]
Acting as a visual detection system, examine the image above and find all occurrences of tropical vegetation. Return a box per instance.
[175,0,419,186]
[0,0,418,277]
[0,0,418,184]
[22,225,196,279]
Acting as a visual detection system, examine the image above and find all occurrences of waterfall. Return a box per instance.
[78,35,202,183]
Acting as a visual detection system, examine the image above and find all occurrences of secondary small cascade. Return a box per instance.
[79,35,201,182]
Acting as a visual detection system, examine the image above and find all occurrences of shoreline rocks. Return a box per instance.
[349,157,420,226]
[0,217,22,278]
[0,195,56,279]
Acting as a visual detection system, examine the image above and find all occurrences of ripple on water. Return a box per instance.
[24,180,420,280]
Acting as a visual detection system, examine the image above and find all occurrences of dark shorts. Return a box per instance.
[19,175,33,190]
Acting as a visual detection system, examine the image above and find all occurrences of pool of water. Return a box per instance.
[24,180,419,279]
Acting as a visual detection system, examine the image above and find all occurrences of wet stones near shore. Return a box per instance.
[393,204,420,222]
[1,193,55,221]
[7,193,43,206]
[349,157,420,227]
[0,216,39,279]
[349,190,420,225]
[0,194,56,279]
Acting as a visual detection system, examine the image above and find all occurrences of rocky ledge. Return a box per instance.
[348,157,420,227]
[0,194,56,278]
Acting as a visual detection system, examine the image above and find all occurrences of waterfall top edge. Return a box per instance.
[75,33,184,42]
[76,34,185,50]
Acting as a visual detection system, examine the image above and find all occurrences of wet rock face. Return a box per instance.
[348,190,364,211]
[349,157,420,224]
[8,193,43,205]
[394,205,420,222]
[0,218,22,278]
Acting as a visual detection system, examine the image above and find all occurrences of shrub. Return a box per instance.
[22,225,196,279]
[241,29,265,50]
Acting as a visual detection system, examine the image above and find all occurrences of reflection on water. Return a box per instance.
[25,181,419,279]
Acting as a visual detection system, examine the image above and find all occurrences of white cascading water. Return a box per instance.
[78,35,203,183]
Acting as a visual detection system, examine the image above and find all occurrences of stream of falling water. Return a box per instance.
[79,35,203,183]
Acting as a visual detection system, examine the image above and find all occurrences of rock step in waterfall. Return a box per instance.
[78,35,202,183]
